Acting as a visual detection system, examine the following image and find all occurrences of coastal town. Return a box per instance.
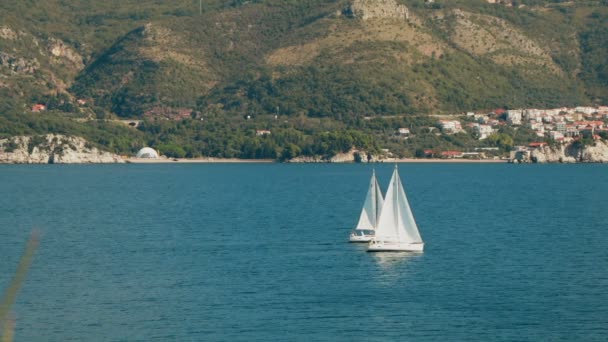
[400,105,608,162]
[11,103,608,164]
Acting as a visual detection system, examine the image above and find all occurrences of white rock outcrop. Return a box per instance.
[0,26,21,40]
[529,140,608,163]
[581,140,608,162]
[48,38,85,70]
[0,134,124,164]
[288,149,380,163]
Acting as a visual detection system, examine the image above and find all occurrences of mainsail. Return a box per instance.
[354,170,384,231]
[374,166,423,243]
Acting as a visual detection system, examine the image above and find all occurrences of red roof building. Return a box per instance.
[31,104,46,112]
[440,151,464,158]
[528,142,548,148]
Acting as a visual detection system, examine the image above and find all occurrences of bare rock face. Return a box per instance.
[530,141,608,163]
[288,149,377,163]
[531,145,577,163]
[581,140,608,163]
[0,135,124,164]
[0,26,21,40]
[287,155,324,163]
[0,52,39,74]
[344,0,409,21]
[48,38,85,70]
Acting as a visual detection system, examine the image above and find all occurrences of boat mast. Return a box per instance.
[394,165,401,241]
[372,168,377,226]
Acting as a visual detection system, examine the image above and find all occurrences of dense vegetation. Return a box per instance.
[0,0,606,159]
[0,108,546,160]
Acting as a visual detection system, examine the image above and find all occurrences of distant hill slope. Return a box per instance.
[0,0,607,118]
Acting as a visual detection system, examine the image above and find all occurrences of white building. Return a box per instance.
[542,115,554,123]
[506,110,523,125]
[524,109,543,120]
[550,131,564,140]
[535,126,545,137]
[439,120,463,133]
[575,106,597,115]
[528,120,543,131]
[545,108,564,116]
[474,124,494,140]
[397,128,410,135]
[136,147,159,159]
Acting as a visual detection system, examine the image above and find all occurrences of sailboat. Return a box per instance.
[368,165,424,252]
[349,169,384,242]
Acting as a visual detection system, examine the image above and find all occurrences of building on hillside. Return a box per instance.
[555,122,567,134]
[474,114,488,123]
[462,152,486,159]
[524,109,543,120]
[573,121,603,130]
[397,127,410,136]
[542,114,555,123]
[506,110,523,125]
[492,108,506,116]
[550,131,564,141]
[256,130,271,136]
[438,120,462,133]
[566,125,580,137]
[32,104,46,112]
[440,151,464,159]
[575,106,597,115]
[474,124,494,140]
[546,108,565,116]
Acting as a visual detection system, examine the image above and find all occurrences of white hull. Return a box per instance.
[367,240,424,252]
[349,233,374,243]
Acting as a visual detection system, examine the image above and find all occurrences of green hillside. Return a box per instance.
[0,0,607,159]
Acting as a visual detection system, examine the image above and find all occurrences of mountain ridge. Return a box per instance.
[0,0,606,159]
[1,0,606,116]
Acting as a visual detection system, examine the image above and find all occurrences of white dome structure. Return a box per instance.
[136,147,159,159]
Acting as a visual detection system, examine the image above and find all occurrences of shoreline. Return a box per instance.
[383,158,508,163]
[125,157,276,163]
[124,157,508,164]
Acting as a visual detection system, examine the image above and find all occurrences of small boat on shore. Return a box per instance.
[368,165,424,252]
[349,169,384,243]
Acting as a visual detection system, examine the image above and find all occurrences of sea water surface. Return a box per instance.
[1,163,607,341]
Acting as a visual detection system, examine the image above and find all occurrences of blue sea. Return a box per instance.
[1,163,607,341]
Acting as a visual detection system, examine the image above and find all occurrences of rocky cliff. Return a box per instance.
[288,149,381,163]
[530,140,608,163]
[0,134,124,164]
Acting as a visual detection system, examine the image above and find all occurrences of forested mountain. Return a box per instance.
[0,0,606,159]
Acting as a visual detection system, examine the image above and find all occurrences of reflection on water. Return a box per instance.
[372,252,422,286]
[373,252,420,268]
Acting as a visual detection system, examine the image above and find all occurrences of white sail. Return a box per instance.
[354,170,384,231]
[373,166,423,244]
